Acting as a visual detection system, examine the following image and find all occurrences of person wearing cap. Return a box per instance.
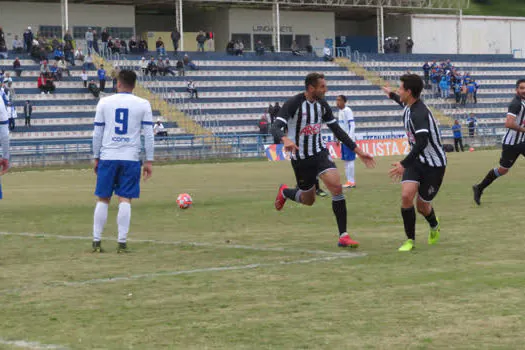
[23,26,34,53]
[406,37,414,54]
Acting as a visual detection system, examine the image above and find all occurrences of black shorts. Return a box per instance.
[499,144,525,169]
[291,150,337,190]
[402,161,446,202]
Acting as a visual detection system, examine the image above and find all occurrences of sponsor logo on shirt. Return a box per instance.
[300,124,322,136]
[112,137,131,143]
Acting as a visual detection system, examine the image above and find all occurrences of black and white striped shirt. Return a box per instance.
[276,93,337,160]
[503,95,525,145]
[391,94,446,167]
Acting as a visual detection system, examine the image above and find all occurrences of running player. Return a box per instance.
[383,74,447,252]
[272,73,375,248]
[91,70,154,253]
[473,79,525,205]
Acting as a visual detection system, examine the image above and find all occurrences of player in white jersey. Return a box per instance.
[336,95,356,188]
[0,96,10,197]
[91,70,154,253]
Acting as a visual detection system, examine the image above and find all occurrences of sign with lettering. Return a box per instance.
[252,25,293,33]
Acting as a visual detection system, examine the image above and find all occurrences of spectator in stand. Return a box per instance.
[13,58,22,77]
[87,79,100,98]
[157,58,166,76]
[176,59,184,76]
[6,102,16,131]
[101,28,109,55]
[84,54,94,70]
[24,27,34,53]
[422,62,430,87]
[452,120,464,152]
[183,54,198,70]
[75,47,85,62]
[255,40,265,56]
[128,36,138,53]
[156,37,166,57]
[140,57,148,75]
[0,83,10,102]
[63,30,73,46]
[171,29,181,53]
[471,79,480,104]
[138,38,148,53]
[64,40,74,66]
[164,59,175,76]
[111,66,119,93]
[467,113,477,137]
[81,69,88,87]
[107,36,115,53]
[97,64,106,91]
[40,60,50,78]
[467,80,476,104]
[147,57,158,77]
[258,115,269,142]
[291,40,301,56]
[154,120,168,137]
[3,73,12,89]
[50,62,61,80]
[57,58,70,77]
[406,37,414,54]
[196,30,206,52]
[38,73,55,94]
[53,46,64,61]
[0,27,6,59]
[119,38,128,54]
[323,46,334,61]
[24,100,32,127]
[234,40,244,56]
[92,30,99,54]
[113,38,122,54]
[453,81,462,106]
[226,40,235,55]
[12,35,24,53]
[439,76,449,99]
[187,80,198,99]
[460,84,468,106]
[85,28,94,54]
[51,35,60,50]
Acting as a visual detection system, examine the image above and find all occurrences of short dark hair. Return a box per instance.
[305,73,325,90]
[400,74,424,99]
[337,95,347,103]
[516,79,525,88]
[118,70,137,89]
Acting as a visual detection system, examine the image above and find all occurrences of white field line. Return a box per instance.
[0,338,68,350]
[0,232,359,257]
[57,254,365,287]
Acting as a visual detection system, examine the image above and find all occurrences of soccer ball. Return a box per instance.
[177,193,193,209]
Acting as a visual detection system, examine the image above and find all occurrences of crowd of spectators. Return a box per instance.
[422,59,480,107]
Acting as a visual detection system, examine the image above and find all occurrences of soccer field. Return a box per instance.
[1,150,524,350]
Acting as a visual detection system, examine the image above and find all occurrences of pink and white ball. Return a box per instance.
[177,193,193,209]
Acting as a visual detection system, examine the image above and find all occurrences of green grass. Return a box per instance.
[465,0,525,17]
[1,150,525,349]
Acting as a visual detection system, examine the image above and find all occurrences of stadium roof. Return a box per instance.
[1,0,469,10]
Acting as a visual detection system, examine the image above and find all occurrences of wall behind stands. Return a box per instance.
[411,14,525,54]
[228,9,335,51]
[0,1,134,39]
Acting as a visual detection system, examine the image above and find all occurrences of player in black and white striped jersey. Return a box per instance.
[383,74,447,252]
[473,79,525,205]
[271,73,375,248]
